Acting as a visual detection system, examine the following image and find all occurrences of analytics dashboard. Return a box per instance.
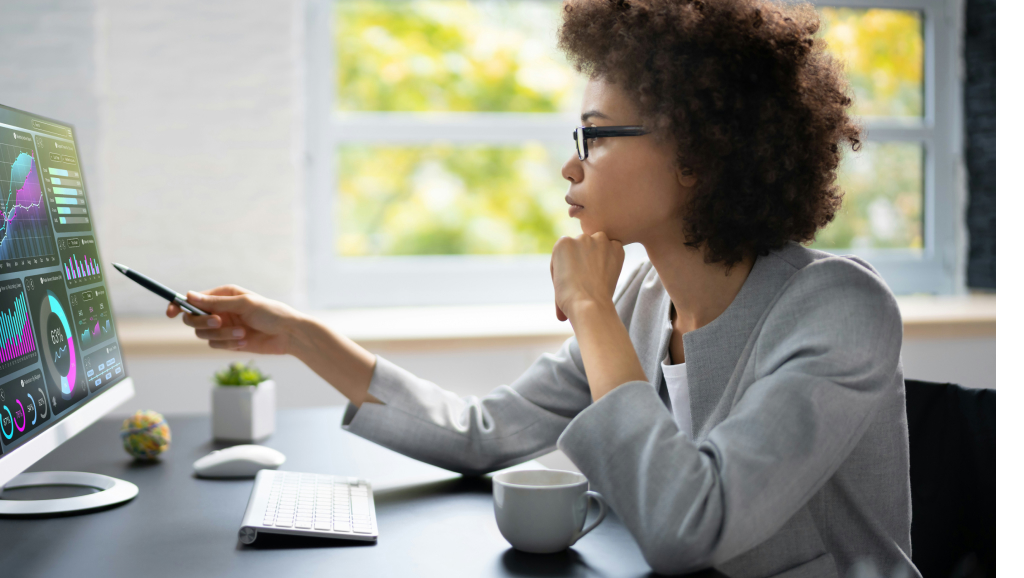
[0,104,126,457]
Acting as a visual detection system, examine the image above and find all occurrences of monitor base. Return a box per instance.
[0,471,138,516]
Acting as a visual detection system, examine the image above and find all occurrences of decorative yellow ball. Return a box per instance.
[120,410,171,460]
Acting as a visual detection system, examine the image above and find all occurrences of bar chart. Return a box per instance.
[63,253,99,280]
[34,135,92,233]
[0,279,39,378]
[57,235,103,288]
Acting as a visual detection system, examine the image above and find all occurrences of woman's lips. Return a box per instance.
[565,194,584,218]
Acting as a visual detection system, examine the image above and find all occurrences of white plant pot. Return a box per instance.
[212,380,275,442]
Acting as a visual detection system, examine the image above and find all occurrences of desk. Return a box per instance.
[0,407,716,577]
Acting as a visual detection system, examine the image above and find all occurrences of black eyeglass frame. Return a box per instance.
[573,125,649,160]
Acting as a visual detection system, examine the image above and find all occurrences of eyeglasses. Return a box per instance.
[572,125,649,161]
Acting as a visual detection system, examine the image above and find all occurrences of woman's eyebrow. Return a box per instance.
[581,110,611,122]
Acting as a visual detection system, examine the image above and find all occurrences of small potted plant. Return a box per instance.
[211,361,275,442]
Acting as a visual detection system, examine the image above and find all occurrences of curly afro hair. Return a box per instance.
[558,0,862,266]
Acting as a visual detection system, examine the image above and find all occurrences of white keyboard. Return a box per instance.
[238,470,378,545]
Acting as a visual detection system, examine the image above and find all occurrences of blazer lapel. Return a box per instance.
[627,244,804,438]
[681,250,799,439]
[628,267,674,398]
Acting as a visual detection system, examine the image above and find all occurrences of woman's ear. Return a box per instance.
[676,166,697,188]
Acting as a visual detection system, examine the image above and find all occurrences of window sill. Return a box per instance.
[115,294,995,356]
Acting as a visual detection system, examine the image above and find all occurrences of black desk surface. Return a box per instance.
[0,407,686,578]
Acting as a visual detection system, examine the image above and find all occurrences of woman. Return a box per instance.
[170,0,916,576]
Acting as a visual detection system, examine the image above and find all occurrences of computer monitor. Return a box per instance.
[0,103,136,515]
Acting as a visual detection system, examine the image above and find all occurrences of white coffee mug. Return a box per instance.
[492,469,608,554]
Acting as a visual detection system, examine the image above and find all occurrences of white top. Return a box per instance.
[661,353,692,438]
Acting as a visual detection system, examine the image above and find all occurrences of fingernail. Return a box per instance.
[236,340,247,347]
[232,328,244,338]
[207,318,218,327]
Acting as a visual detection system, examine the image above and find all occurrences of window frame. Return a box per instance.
[306,0,964,309]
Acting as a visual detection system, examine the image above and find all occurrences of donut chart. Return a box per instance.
[38,290,76,399]
[1,405,11,440]
[0,370,49,444]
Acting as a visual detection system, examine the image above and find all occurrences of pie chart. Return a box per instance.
[37,290,76,399]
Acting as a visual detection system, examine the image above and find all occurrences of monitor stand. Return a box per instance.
[0,471,138,516]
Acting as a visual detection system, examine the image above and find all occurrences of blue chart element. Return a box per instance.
[0,150,55,261]
[42,291,77,398]
[1,405,11,439]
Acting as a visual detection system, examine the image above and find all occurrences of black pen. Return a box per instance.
[112,263,210,316]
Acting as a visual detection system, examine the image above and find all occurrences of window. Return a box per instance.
[307,0,962,309]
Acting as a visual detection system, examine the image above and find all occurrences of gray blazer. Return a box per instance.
[342,242,918,578]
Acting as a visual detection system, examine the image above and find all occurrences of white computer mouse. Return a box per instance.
[193,444,286,478]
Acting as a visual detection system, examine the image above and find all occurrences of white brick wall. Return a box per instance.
[96,0,305,314]
[1,0,307,316]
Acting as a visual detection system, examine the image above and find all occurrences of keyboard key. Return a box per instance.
[315,520,331,530]
[295,519,312,529]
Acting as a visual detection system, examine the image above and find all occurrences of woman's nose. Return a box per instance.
[561,153,582,183]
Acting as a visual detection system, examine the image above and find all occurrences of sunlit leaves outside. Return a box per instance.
[335,0,579,112]
[334,1,925,256]
[812,142,923,251]
[336,144,579,256]
[818,8,923,118]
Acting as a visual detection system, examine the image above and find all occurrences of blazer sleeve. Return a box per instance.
[340,262,651,475]
[555,257,904,575]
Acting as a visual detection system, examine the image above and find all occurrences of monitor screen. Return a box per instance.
[0,104,126,459]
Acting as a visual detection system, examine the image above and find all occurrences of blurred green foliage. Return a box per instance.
[335,0,578,112]
[333,2,925,256]
[214,361,271,387]
[336,143,579,256]
[818,8,923,118]
[812,142,923,251]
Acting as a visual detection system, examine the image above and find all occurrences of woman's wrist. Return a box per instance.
[565,297,617,325]
[283,310,318,358]
[281,311,379,406]
[567,296,647,401]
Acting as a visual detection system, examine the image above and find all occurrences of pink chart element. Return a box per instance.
[63,253,100,280]
[0,152,52,260]
[14,399,25,432]
[0,292,36,364]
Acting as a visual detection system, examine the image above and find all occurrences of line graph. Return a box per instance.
[0,133,57,265]
[70,286,115,349]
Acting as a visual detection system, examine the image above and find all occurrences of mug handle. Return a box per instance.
[569,490,607,546]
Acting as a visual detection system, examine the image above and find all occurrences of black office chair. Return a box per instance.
[904,379,995,578]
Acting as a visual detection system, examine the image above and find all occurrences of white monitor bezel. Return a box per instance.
[0,377,134,488]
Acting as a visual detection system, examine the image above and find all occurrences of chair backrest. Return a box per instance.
[904,379,995,578]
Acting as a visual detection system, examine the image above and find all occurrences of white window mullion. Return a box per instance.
[331,112,576,144]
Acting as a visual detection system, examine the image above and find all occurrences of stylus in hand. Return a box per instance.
[112,263,210,316]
